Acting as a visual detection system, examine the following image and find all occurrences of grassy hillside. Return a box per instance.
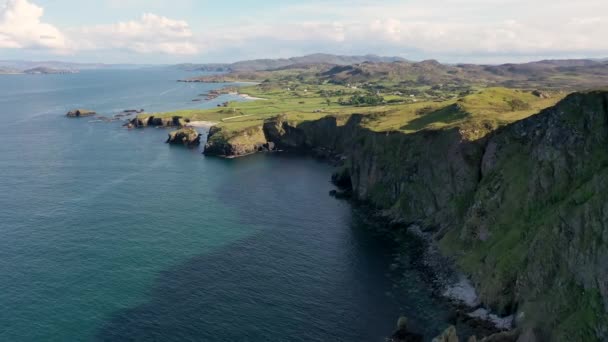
[144,83,564,142]
[180,53,407,73]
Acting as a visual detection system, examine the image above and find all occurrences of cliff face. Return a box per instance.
[450,91,608,340]
[204,125,273,157]
[126,115,183,128]
[204,91,608,340]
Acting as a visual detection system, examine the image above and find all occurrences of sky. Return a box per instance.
[0,0,607,64]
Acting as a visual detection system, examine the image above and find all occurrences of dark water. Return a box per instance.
[0,69,459,341]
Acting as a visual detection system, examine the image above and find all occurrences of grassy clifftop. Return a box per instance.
[146,85,563,149]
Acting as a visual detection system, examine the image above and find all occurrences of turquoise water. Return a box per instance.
[0,69,459,341]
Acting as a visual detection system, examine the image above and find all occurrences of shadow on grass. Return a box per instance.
[401,104,470,131]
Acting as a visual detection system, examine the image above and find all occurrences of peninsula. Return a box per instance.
[130,57,608,341]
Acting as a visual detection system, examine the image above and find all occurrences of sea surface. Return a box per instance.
[0,69,462,341]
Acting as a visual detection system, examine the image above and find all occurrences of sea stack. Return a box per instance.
[166,127,201,146]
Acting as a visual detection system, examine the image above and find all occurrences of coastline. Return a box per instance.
[237,93,265,101]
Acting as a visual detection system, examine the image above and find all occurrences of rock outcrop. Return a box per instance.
[202,91,608,340]
[429,325,518,342]
[66,109,96,117]
[166,128,201,146]
[389,316,424,342]
[204,125,276,157]
[125,115,184,128]
[432,326,459,342]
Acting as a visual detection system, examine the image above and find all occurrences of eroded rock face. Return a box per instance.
[125,115,182,128]
[166,127,201,146]
[452,91,608,340]
[204,125,275,157]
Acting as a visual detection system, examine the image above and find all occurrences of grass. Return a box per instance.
[145,82,565,141]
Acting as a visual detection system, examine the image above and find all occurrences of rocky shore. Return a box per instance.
[202,91,608,341]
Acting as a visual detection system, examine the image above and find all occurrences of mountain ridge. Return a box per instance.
[176,53,408,72]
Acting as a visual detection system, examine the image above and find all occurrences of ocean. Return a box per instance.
[0,68,460,341]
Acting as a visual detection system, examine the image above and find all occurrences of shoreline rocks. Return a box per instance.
[66,109,96,117]
[122,109,144,114]
[124,115,184,129]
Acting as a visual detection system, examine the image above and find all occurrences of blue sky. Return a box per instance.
[1,0,607,64]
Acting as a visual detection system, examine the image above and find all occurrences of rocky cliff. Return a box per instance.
[203,91,608,340]
[166,127,201,146]
[448,91,608,340]
[126,115,184,128]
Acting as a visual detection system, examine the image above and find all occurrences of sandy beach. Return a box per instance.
[239,93,265,101]
[185,121,217,128]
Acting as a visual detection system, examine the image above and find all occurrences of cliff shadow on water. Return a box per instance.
[94,154,475,341]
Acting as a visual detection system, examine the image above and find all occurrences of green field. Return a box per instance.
[144,79,565,141]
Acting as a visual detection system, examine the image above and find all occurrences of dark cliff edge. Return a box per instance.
[203,91,608,341]
[125,115,185,129]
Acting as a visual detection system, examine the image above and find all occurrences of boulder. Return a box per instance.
[531,90,550,98]
[389,316,423,342]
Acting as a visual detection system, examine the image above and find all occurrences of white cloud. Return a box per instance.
[0,0,199,56]
[0,0,68,50]
[0,0,607,62]
[199,0,608,61]
[73,13,199,55]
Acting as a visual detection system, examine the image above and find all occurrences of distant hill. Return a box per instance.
[318,58,608,89]
[22,67,78,74]
[0,67,20,74]
[174,63,231,72]
[0,60,106,71]
[0,60,152,73]
[230,53,406,71]
[182,53,408,72]
[190,57,608,91]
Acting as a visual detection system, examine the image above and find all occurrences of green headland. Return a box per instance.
[129,58,608,341]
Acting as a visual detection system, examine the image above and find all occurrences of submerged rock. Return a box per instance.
[389,316,423,342]
[123,109,144,114]
[166,127,201,146]
[329,189,352,199]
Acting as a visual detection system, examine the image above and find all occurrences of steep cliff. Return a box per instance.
[203,91,608,340]
[445,91,608,340]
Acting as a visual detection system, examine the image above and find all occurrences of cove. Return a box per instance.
[0,69,464,341]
